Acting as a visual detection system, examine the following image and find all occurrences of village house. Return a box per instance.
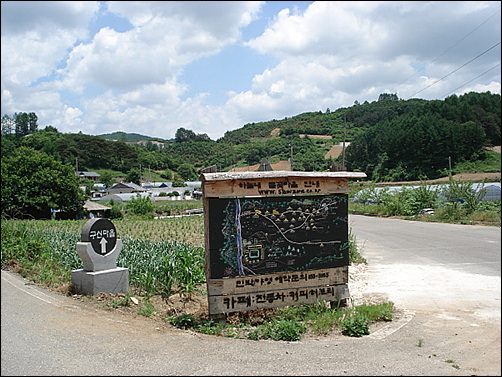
[105,182,146,194]
[76,171,100,181]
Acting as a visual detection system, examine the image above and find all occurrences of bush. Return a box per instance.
[342,313,370,337]
[109,205,123,219]
[125,194,154,216]
[170,314,197,329]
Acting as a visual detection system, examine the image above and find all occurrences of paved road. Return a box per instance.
[1,215,500,376]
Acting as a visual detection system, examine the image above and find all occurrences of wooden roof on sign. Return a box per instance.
[200,170,367,198]
[200,170,367,182]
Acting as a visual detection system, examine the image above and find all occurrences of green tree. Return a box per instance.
[125,168,141,184]
[21,126,62,157]
[126,193,154,216]
[28,112,38,134]
[175,127,197,143]
[378,93,399,102]
[172,180,186,187]
[12,112,38,136]
[1,114,15,135]
[99,171,114,188]
[1,147,86,219]
[177,163,197,181]
[109,203,124,219]
[160,169,172,180]
[15,112,29,136]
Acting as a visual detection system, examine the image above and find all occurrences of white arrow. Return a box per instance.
[100,237,108,254]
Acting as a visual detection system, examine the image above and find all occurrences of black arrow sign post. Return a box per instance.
[81,218,117,255]
[72,217,129,295]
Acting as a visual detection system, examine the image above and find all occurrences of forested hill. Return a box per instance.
[1,91,500,182]
[219,92,500,147]
[98,131,168,143]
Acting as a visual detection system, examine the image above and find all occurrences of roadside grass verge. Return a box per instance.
[349,178,500,226]
[168,300,395,341]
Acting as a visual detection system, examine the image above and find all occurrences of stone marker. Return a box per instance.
[71,218,129,295]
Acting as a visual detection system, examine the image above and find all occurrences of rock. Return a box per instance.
[130,297,140,305]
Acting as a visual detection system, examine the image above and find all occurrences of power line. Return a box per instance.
[393,7,501,93]
[407,41,501,99]
[442,63,501,98]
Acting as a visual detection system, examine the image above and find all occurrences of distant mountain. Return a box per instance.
[97,131,169,143]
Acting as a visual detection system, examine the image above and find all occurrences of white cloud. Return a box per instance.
[59,26,183,93]
[0,1,98,36]
[231,0,501,124]
[1,1,99,85]
[107,1,263,38]
[1,1,500,141]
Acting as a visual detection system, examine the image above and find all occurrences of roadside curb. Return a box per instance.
[367,309,415,340]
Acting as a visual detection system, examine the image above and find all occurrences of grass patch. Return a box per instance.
[171,301,395,341]
[137,302,157,317]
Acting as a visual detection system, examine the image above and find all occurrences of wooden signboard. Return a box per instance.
[200,171,366,316]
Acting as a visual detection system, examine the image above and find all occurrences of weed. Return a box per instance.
[444,360,460,369]
[349,228,367,264]
[342,312,370,337]
[350,178,500,226]
[309,310,344,335]
[356,302,394,322]
[169,314,197,329]
[110,295,131,308]
[137,302,157,317]
[195,320,225,336]
[248,319,306,341]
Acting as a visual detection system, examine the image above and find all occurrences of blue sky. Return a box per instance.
[1,1,500,140]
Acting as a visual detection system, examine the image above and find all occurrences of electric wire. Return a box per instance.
[392,7,501,94]
[442,62,501,98]
[406,41,501,99]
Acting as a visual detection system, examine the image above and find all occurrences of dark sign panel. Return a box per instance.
[208,194,348,279]
[81,218,117,255]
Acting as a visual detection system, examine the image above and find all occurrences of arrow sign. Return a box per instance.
[100,237,108,255]
[81,218,117,255]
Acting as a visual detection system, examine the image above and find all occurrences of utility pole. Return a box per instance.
[342,114,347,170]
[290,137,294,171]
[75,157,78,173]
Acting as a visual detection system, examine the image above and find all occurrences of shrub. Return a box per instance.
[169,314,197,329]
[109,205,123,219]
[125,194,154,216]
[342,313,370,337]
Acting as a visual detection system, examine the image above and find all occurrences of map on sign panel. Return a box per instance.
[208,194,349,279]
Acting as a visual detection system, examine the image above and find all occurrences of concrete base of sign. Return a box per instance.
[71,267,129,295]
[76,240,123,272]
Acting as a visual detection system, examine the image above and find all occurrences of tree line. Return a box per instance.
[345,92,500,180]
[1,91,500,219]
